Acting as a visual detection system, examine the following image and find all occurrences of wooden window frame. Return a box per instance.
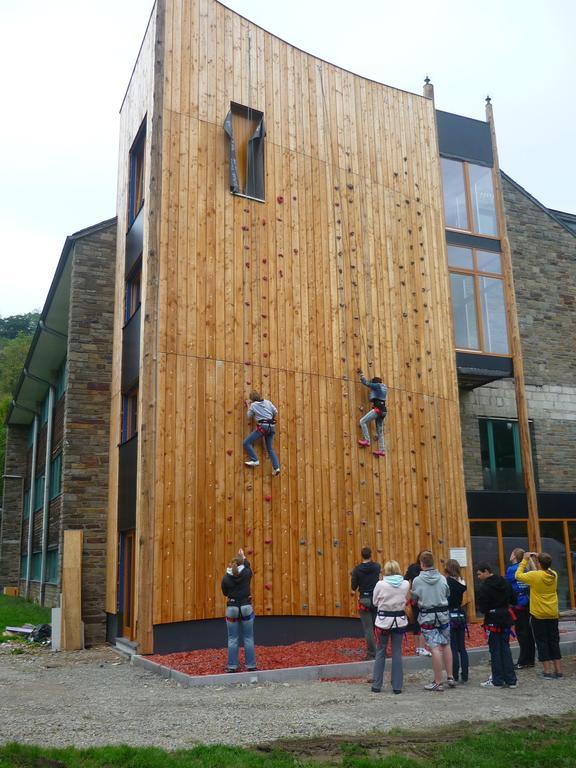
[121,387,138,444]
[442,158,499,239]
[124,260,142,324]
[448,244,511,356]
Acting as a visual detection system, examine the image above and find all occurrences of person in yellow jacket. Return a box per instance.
[516,552,562,679]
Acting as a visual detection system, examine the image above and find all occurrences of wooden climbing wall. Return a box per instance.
[113,0,470,648]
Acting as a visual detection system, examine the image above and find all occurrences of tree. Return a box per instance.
[0,312,39,341]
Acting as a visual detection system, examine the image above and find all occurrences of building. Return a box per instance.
[0,220,116,645]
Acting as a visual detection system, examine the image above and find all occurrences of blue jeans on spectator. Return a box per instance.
[488,630,516,686]
[359,410,385,452]
[450,623,469,682]
[226,605,256,670]
[243,425,279,470]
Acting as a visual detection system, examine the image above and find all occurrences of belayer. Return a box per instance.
[243,391,281,475]
[357,370,387,456]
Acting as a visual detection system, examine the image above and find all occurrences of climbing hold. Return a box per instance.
[264,538,272,544]
[245,528,252,536]
[242,225,249,231]
[264,495,272,502]
[277,195,284,204]
[262,258,267,263]
[246,548,254,554]
[226,449,233,456]
[264,582,272,591]
[245,262,250,268]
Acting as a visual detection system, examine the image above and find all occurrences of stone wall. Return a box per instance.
[459,176,576,493]
[0,426,28,587]
[61,222,116,645]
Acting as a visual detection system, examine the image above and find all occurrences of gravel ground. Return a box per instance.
[0,644,575,749]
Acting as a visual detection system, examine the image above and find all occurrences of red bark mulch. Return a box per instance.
[149,623,488,677]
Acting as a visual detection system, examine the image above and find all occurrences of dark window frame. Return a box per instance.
[124,258,142,324]
[121,386,139,444]
[128,120,146,229]
[224,103,265,202]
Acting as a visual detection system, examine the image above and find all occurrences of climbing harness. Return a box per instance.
[256,419,275,436]
[372,399,387,418]
[375,609,407,636]
[418,604,450,631]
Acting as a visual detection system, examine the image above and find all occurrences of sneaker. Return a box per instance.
[244,460,260,467]
[393,689,402,694]
[246,667,258,672]
[372,450,386,457]
[358,439,370,447]
[272,467,281,476]
[416,647,432,657]
[541,672,555,679]
[555,672,564,679]
[226,668,238,673]
[370,687,381,693]
[514,663,534,670]
[424,681,444,692]
[446,677,456,688]
[505,682,518,688]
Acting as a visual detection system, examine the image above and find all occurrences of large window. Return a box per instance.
[34,475,45,511]
[441,158,498,236]
[121,387,138,443]
[479,418,523,491]
[224,103,265,201]
[49,454,62,500]
[448,245,509,354]
[128,121,146,227]
[125,260,142,323]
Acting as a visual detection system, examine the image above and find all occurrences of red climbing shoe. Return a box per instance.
[358,439,370,447]
[372,450,386,457]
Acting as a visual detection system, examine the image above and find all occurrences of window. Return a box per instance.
[441,158,498,236]
[34,475,45,511]
[41,393,50,424]
[46,549,59,584]
[56,360,67,400]
[121,387,138,443]
[31,552,42,581]
[224,103,265,201]
[125,261,142,323]
[448,245,509,354]
[479,418,523,491]
[23,489,30,520]
[20,554,28,579]
[128,121,146,227]
[49,454,62,500]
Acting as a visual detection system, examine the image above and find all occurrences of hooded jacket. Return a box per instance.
[476,574,513,626]
[411,568,450,627]
[372,576,409,630]
[351,561,381,597]
[446,576,467,610]
[505,562,530,608]
[515,559,559,619]
[221,559,253,605]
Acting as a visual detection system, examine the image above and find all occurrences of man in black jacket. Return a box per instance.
[351,547,381,659]
[476,562,517,688]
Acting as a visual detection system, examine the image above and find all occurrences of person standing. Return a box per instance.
[351,546,381,659]
[476,562,517,688]
[243,391,280,475]
[444,559,469,684]
[221,548,257,673]
[357,371,387,457]
[370,560,409,694]
[411,551,454,691]
[404,553,432,658]
[505,548,535,669]
[516,551,562,679]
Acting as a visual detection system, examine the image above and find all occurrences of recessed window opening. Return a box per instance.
[224,103,265,201]
[125,259,142,323]
[121,386,138,443]
[128,121,146,227]
[441,158,498,236]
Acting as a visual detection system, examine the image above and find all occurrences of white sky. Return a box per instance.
[1,0,574,318]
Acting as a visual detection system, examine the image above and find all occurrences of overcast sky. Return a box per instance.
[1,0,574,318]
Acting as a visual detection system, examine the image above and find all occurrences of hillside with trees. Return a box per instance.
[0,312,39,497]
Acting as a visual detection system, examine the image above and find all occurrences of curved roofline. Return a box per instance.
[121,0,429,113]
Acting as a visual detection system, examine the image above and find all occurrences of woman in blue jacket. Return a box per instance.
[358,371,387,457]
[505,547,535,669]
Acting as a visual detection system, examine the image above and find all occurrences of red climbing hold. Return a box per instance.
[264,495,272,502]
[264,538,272,544]
[245,528,252,536]
[226,449,233,456]
[226,515,232,522]
[277,195,284,204]
[264,582,272,591]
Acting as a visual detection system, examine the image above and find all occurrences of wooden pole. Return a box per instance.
[485,98,541,552]
[60,529,83,651]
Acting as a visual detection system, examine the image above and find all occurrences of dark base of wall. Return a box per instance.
[151,615,364,655]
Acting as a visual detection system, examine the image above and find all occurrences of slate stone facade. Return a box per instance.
[0,426,27,588]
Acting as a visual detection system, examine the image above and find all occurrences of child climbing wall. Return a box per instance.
[358,371,387,456]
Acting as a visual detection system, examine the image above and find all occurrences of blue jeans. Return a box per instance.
[488,630,516,686]
[226,605,256,670]
[359,410,385,451]
[243,425,280,470]
[450,623,469,681]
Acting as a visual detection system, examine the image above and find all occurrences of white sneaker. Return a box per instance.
[480,678,498,688]
[245,460,260,467]
[272,467,281,476]
[416,647,432,657]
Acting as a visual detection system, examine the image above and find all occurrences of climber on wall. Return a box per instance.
[357,370,387,457]
[243,391,281,475]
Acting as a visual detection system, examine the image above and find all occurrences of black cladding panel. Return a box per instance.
[437,110,494,166]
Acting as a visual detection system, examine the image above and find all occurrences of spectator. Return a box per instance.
[516,552,562,679]
[411,551,454,691]
[351,546,381,659]
[445,559,469,684]
[505,548,535,669]
[370,560,409,694]
[476,563,517,688]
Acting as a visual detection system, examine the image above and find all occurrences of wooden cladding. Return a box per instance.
[112,0,470,644]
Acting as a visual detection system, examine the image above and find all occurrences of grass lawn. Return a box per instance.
[0,594,51,634]
[0,716,575,767]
